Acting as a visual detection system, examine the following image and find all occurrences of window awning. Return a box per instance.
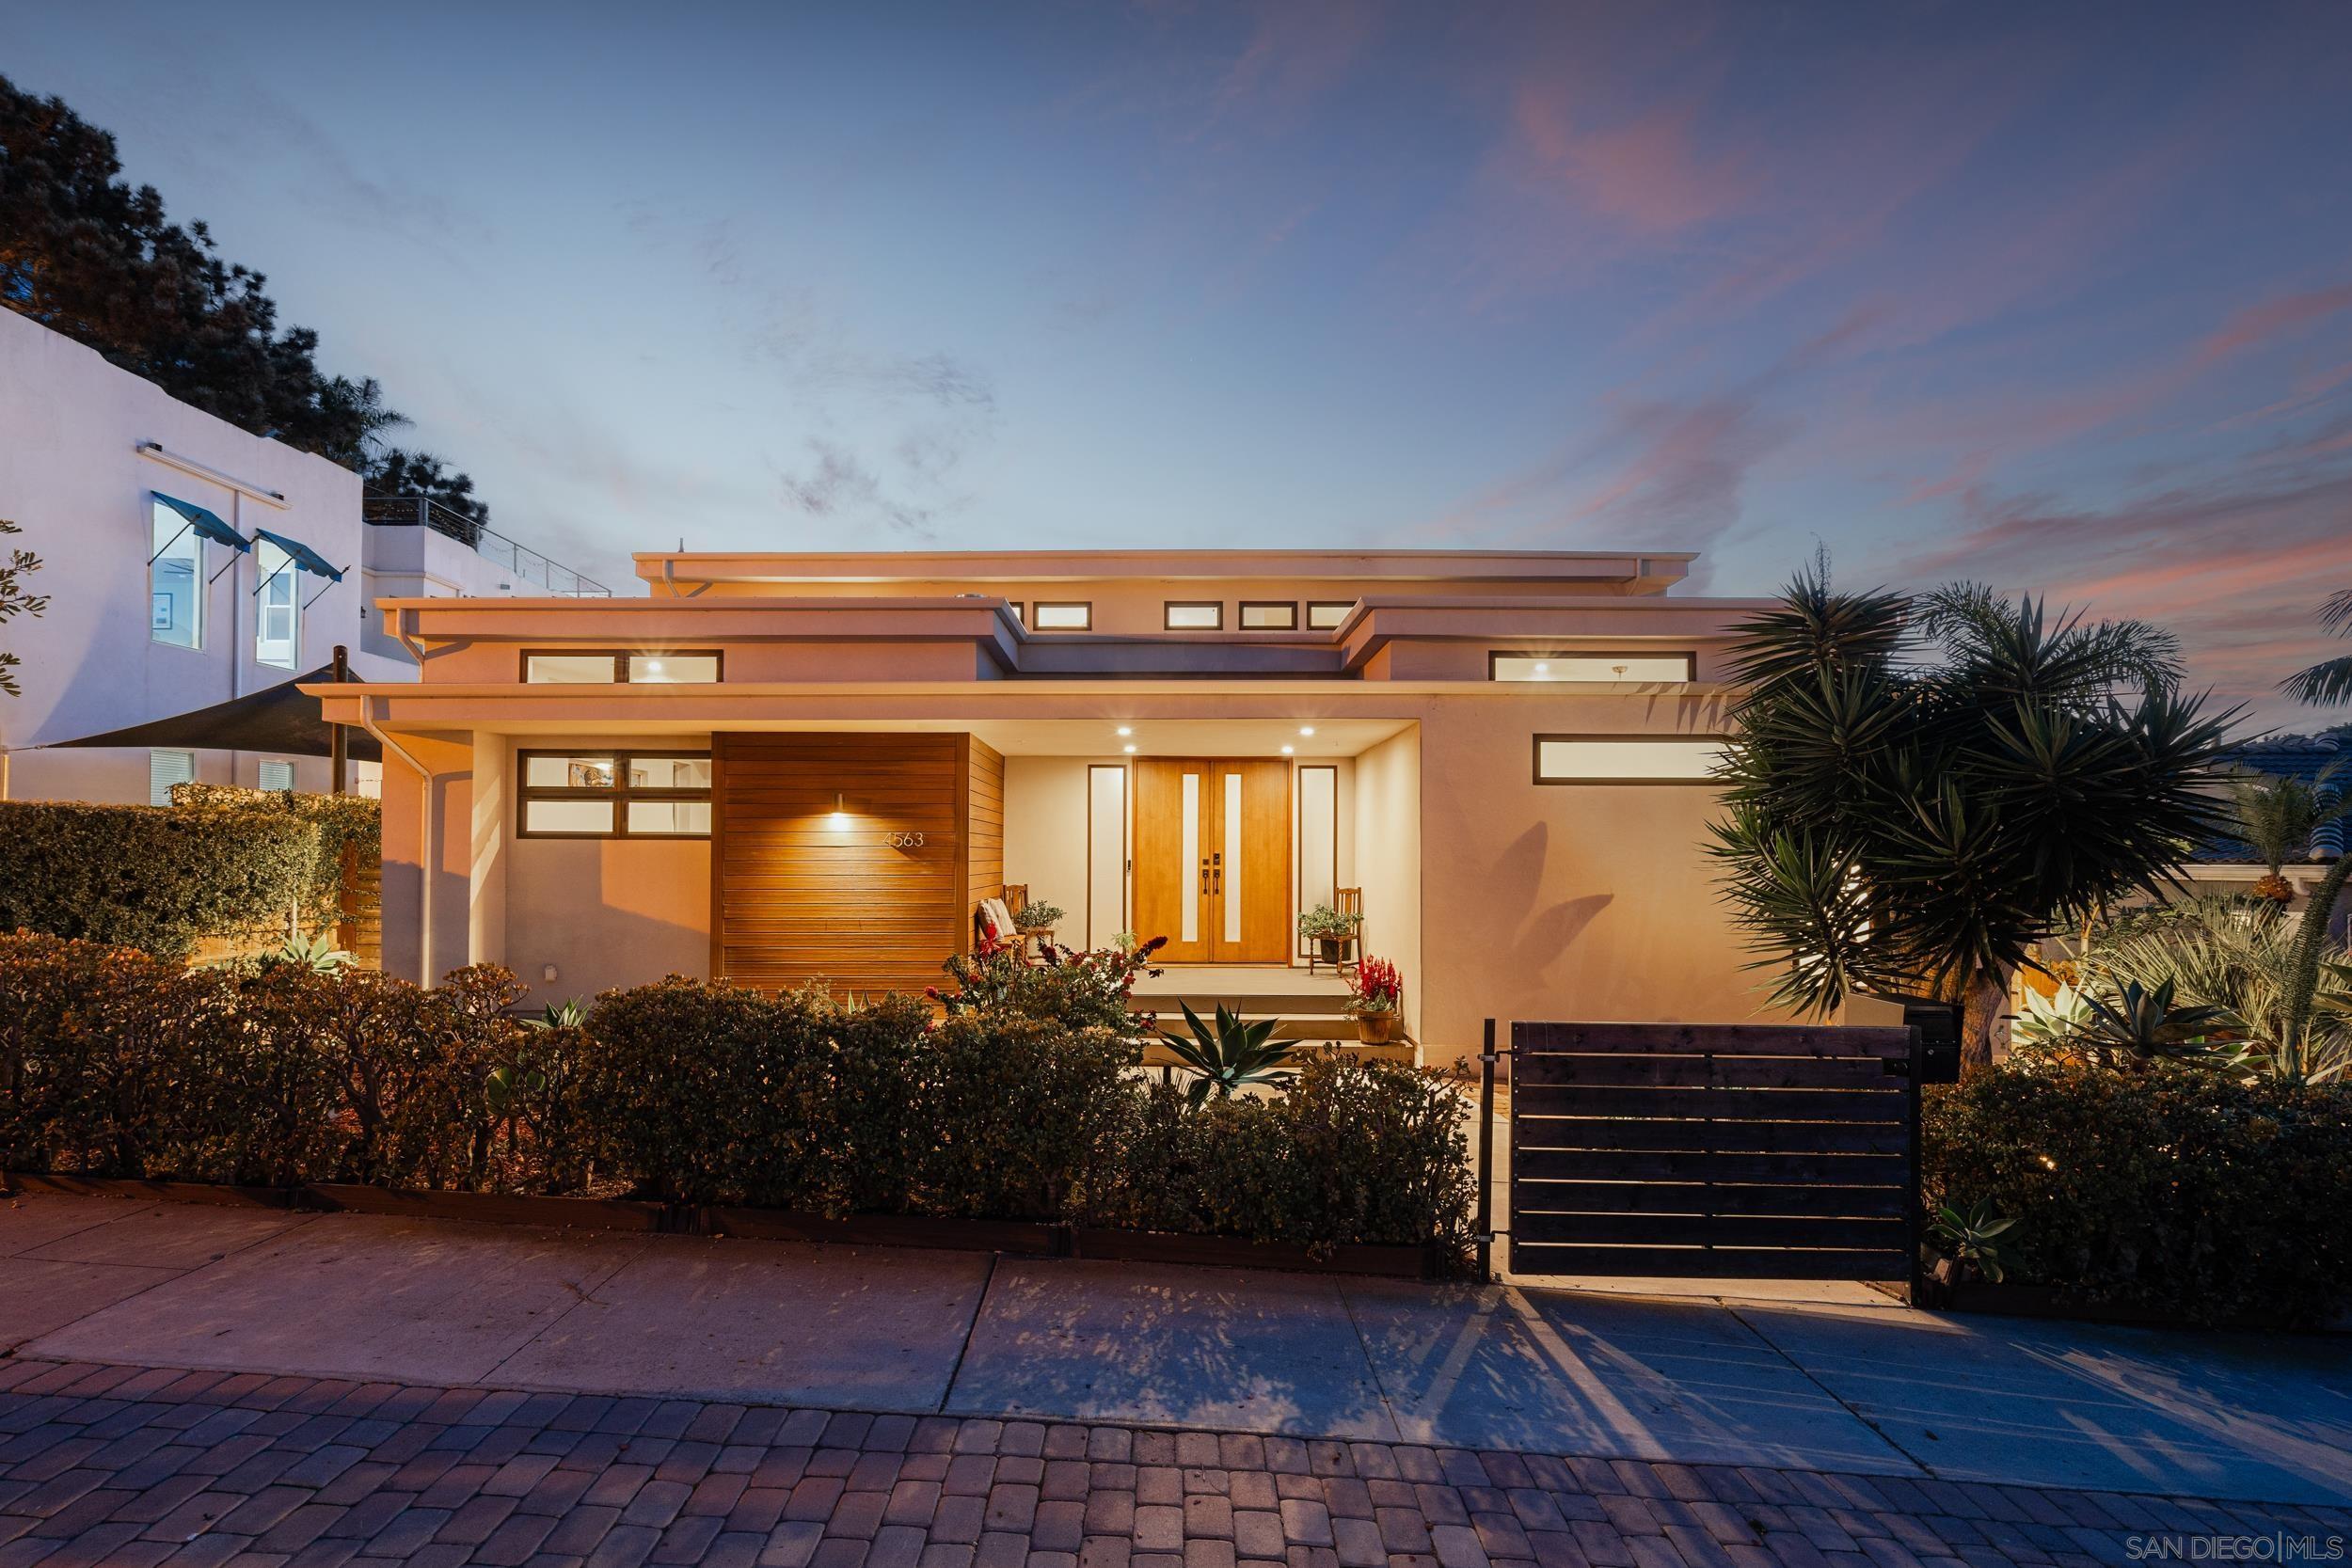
[153,492,249,552]
[253,528,344,581]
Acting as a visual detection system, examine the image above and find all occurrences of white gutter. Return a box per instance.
[394,606,427,665]
[135,442,291,509]
[358,693,437,986]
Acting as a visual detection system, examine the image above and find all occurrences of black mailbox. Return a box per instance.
[1854,992,1963,1084]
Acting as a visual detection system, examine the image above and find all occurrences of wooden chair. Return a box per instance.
[1308,887,1364,974]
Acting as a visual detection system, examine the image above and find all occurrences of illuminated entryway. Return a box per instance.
[1131,758,1291,964]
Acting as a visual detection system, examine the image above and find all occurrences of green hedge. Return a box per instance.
[0,932,1473,1254]
[0,788,380,960]
[1924,1065,2352,1326]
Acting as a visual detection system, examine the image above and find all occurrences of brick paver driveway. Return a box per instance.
[0,1359,2336,1568]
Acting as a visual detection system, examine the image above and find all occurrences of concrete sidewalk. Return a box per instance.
[4,1193,2347,1510]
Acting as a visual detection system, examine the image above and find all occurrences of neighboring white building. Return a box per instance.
[0,308,607,804]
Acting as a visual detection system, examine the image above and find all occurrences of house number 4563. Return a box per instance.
[887,832,926,849]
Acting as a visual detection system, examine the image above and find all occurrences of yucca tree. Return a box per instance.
[1709,569,2237,1073]
[2280,591,2352,707]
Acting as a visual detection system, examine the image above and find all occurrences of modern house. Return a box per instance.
[311,549,1786,1064]
[0,308,607,803]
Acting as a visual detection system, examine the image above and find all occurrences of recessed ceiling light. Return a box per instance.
[1115,725,1133,736]
[1279,745,1295,754]
[1298,726,1315,736]
[1122,744,1136,754]
[1533,662,1549,675]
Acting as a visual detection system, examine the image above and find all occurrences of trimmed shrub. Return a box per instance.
[0,940,1476,1254]
[1925,1065,2352,1326]
[172,783,381,929]
[1080,1053,1475,1252]
[0,800,322,958]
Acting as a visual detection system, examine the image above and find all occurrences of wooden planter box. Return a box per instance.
[302,1183,668,1232]
[3,1172,298,1208]
[1069,1227,1434,1278]
[707,1207,1065,1256]
[5,1170,1447,1279]
[1931,1279,2346,1334]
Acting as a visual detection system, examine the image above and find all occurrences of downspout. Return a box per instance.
[358,692,436,986]
[395,606,427,666]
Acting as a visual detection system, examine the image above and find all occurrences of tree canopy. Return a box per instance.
[0,72,479,507]
[1708,569,2238,1070]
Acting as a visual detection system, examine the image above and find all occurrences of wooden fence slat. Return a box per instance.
[1513,1053,1901,1089]
[1513,1212,1906,1249]
[1512,1181,1907,1218]
[1510,1118,1907,1155]
[1511,1085,1906,1123]
[1512,1022,1914,1057]
[1507,1243,1912,1280]
[1512,1148,1909,1186]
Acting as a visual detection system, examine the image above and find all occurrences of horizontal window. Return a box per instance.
[1494,652,1695,683]
[1306,600,1353,630]
[628,653,720,684]
[1534,736,1726,784]
[1032,602,1091,631]
[1239,600,1297,630]
[519,751,713,838]
[1164,601,1223,630]
[523,650,723,683]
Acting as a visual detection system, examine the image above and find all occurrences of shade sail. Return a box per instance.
[253,529,344,581]
[39,666,380,762]
[153,493,249,552]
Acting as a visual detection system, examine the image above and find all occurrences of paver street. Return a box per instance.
[1,1355,2339,1568]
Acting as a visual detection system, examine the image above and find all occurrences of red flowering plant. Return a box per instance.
[1346,956,1403,1018]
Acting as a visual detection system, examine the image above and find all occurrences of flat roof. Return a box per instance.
[632,546,1696,586]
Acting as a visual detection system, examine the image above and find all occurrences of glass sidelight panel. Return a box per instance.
[1180,771,1200,944]
[1224,770,1244,944]
[1297,765,1337,918]
[1087,765,1127,949]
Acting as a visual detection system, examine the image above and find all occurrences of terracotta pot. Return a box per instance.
[1356,1011,1396,1044]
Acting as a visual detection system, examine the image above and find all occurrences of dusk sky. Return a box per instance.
[10,1,2352,729]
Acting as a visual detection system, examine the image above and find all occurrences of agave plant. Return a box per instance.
[1163,1001,1297,1107]
[2074,977,2236,1069]
[525,997,589,1030]
[262,928,356,974]
[1927,1198,2017,1284]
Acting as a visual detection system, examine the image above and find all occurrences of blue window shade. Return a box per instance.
[151,493,249,552]
[251,529,343,581]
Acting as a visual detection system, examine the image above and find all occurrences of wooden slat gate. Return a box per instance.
[1503,1022,1921,1282]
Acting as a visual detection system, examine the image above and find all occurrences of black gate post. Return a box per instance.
[1904,1022,1926,1305]
[1476,1018,1498,1284]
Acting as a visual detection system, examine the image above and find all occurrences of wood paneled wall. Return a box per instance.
[966,736,1004,916]
[712,733,986,998]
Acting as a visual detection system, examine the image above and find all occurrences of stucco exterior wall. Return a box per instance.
[0,309,394,802]
[1410,691,1784,1064]
[504,838,710,1003]
[1352,730,1422,1040]
[1002,756,1097,934]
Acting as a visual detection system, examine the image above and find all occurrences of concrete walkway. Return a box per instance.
[3,1193,2348,1513]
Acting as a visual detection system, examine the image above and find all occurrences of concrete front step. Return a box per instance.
[1130,994,1355,1018]
[1137,1012,1358,1040]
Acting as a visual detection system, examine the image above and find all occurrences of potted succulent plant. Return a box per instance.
[1346,955,1403,1044]
[1296,902,1360,966]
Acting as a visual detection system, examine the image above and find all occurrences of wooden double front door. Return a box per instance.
[1131,758,1291,964]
